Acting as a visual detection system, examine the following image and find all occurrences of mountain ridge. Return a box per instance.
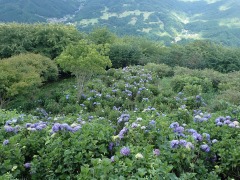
[0,0,240,46]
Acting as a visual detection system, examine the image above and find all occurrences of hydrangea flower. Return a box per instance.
[131,122,138,128]
[212,139,218,144]
[200,144,210,152]
[120,147,130,156]
[203,133,211,142]
[179,139,187,146]
[4,125,15,132]
[170,140,179,148]
[52,123,61,132]
[174,126,184,133]
[185,142,194,150]
[169,122,179,129]
[153,149,160,156]
[110,156,115,162]
[118,127,128,139]
[3,139,9,146]
[192,133,203,142]
[135,153,144,159]
[24,163,31,168]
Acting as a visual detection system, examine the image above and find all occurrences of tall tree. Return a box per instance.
[0,53,58,108]
[56,40,112,101]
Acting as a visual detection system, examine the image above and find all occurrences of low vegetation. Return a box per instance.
[0,23,240,179]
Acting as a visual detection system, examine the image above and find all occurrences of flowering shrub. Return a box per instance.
[1,65,239,179]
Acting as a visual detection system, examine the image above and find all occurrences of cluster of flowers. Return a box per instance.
[26,121,48,131]
[170,139,194,150]
[169,122,185,137]
[52,123,81,133]
[193,111,211,123]
[215,116,239,128]
[169,122,217,152]
[117,114,130,124]
[4,125,19,133]
[110,146,160,162]
[143,106,156,112]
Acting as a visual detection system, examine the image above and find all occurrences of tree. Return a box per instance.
[109,41,142,68]
[56,40,112,101]
[88,27,116,45]
[0,23,83,59]
[0,53,58,108]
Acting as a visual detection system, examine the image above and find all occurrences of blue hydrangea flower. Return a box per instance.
[169,122,179,129]
[170,140,179,148]
[192,133,203,142]
[153,149,160,156]
[185,142,194,149]
[120,147,130,156]
[203,133,211,142]
[4,125,15,132]
[118,127,128,139]
[110,156,115,162]
[52,123,61,132]
[212,139,218,144]
[179,139,187,146]
[24,163,31,168]
[72,125,81,132]
[200,144,210,152]
[3,139,9,145]
[174,126,184,133]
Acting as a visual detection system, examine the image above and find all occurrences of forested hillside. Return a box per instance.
[1,0,240,46]
[0,0,80,22]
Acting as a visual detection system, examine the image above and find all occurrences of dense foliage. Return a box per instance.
[1,65,240,179]
[0,53,58,108]
[0,23,83,59]
[0,23,240,179]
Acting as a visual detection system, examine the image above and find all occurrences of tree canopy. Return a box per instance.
[56,39,112,100]
[0,53,58,108]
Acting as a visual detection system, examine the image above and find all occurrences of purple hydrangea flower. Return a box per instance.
[192,133,203,142]
[212,139,218,144]
[188,129,197,134]
[72,125,81,132]
[149,120,156,125]
[216,122,223,126]
[174,126,184,133]
[228,123,235,128]
[131,122,138,128]
[109,142,114,151]
[4,125,15,132]
[200,144,210,152]
[110,156,115,162]
[52,123,61,132]
[25,123,32,128]
[179,139,187,146]
[120,147,131,156]
[3,139,9,145]
[24,163,31,168]
[169,122,179,129]
[185,142,194,149]
[118,127,128,139]
[170,140,179,148]
[153,149,160,156]
[224,120,231,125]
[203,133,211,142]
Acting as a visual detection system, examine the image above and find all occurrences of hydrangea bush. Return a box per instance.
[0,65,239,179]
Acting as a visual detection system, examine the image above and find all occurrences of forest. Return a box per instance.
[0,23,240,179]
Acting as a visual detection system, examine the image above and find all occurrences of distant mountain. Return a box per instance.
[0,0,80,22]
[1,0,240,46]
